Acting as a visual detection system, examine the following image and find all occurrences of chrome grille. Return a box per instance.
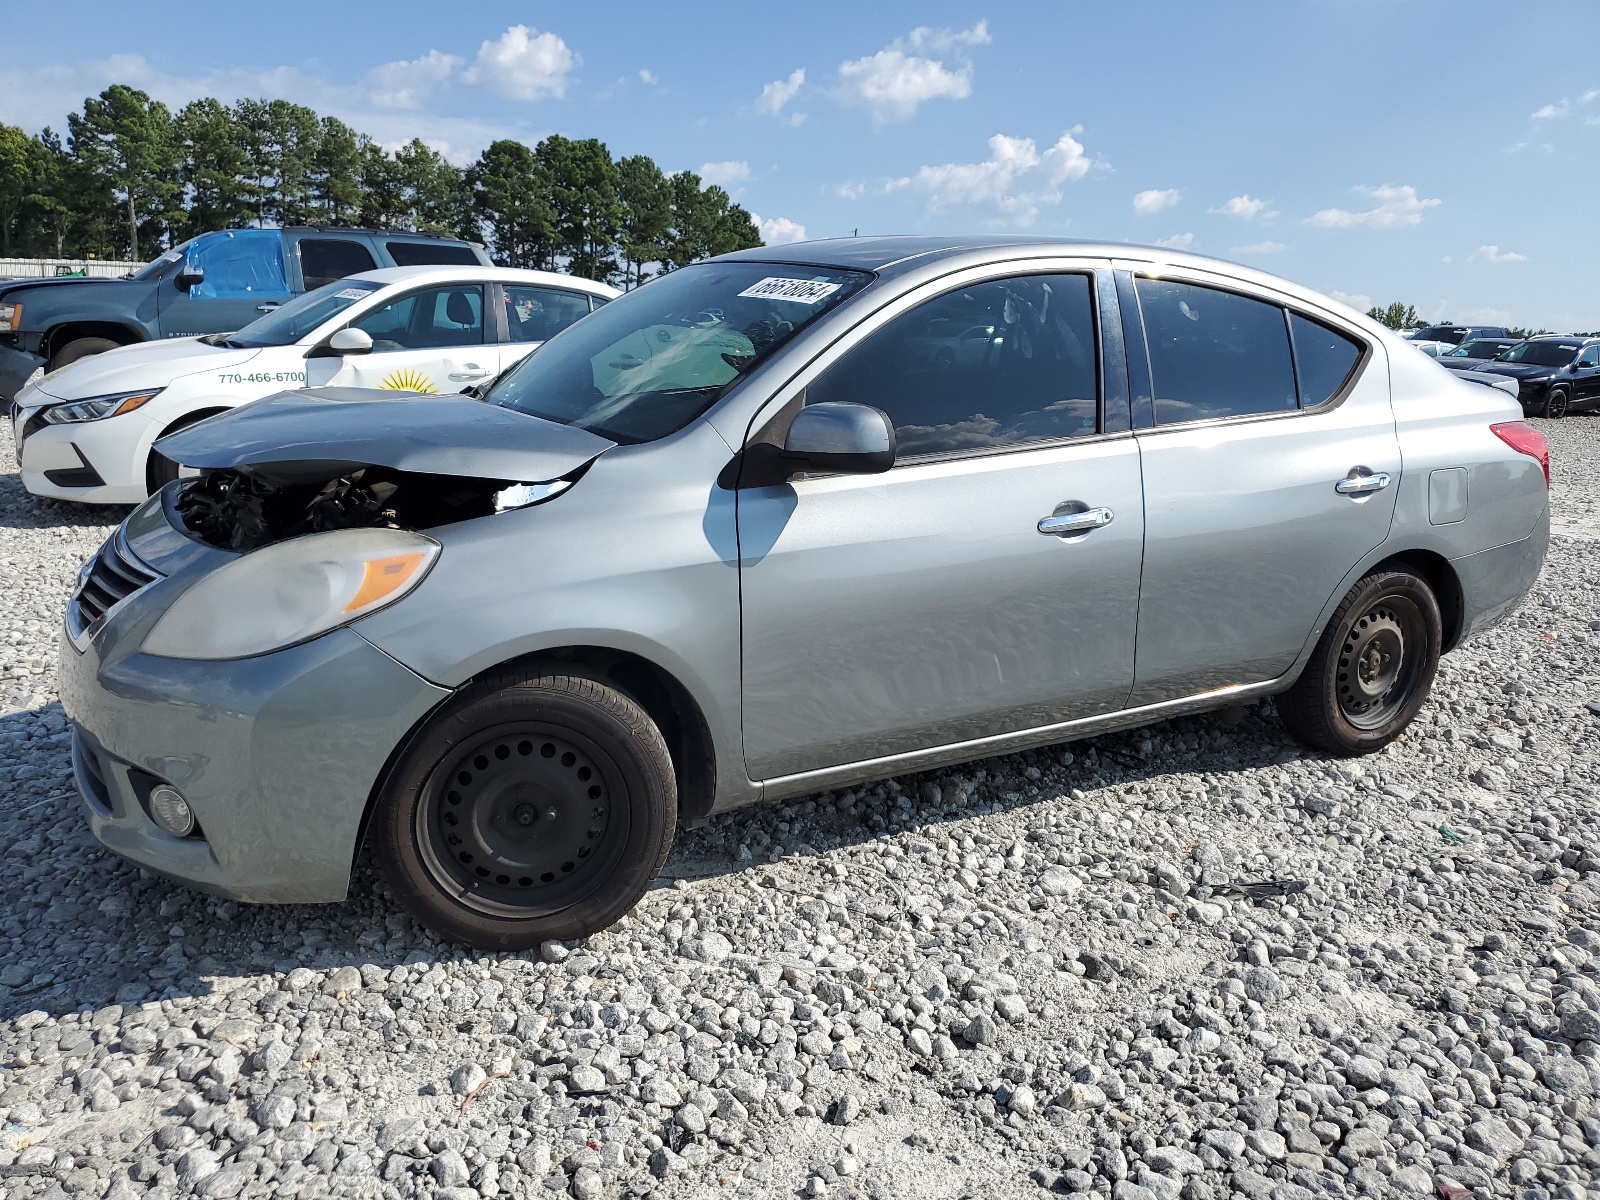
[68,527,160,639]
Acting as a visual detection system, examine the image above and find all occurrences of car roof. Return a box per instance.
[345,264,620,296]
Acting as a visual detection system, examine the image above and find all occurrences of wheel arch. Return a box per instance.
[42,321,145,360]
[351,644,718,882]
[1371,547,1465,652]
[144,404,236,496]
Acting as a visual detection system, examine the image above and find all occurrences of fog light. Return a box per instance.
[148,784,195,836]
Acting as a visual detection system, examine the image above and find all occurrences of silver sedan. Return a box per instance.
[59,237,1550,949]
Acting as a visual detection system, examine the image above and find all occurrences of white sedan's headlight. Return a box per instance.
[142,528,440,660]
[39,388,163,425]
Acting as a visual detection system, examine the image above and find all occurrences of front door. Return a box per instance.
[157,230,291,339]
[1127,273,1401,703]
[305,283,493,395]
[1574,344,1600,405]
[737,271,1145,781]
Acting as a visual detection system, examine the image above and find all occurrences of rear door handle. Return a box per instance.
[448,364,493,381]
[1335,469,1391,496]
[1038,507,1114,536]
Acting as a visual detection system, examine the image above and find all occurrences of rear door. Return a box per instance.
[495,283,597,373]
[1123,267,1400,704]
[295,236,379,292]
[322,283,493,395]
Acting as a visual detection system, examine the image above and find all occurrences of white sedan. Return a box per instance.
[10,265,618,504]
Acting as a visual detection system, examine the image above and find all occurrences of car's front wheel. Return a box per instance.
[1276,569,1442,756]
[374,667,677,950]
[1544,388,1570,419]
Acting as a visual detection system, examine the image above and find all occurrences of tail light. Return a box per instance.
[1490,421,1549,487]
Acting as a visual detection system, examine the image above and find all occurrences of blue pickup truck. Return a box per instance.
[0,227,491,403]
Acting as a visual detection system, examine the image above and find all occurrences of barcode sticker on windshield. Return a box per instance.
[737,277,842,304]
[333,287,371,300]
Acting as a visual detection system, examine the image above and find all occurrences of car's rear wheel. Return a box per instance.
[1276,569,1442,756]
[374,667,677,950]
[1544,388,1570,419]
[46,336,119,373]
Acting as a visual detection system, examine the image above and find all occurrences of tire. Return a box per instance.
[1544,388,1569,419]
[46,336,119,373]
[1276,569,1442,757]
[374,667,677,950]
[145,409,225,495]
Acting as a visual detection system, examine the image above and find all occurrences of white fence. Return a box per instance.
[0,258,146,280]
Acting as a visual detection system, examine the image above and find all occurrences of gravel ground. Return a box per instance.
[2,415,1599,1200]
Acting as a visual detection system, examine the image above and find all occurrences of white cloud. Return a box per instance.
[1231,240,1285,255]
[1583,87,1600,104]
[1329,290,1373,313]
[1470,244,1527,264]
[890,129,1097,225]
[1132,188,1181,215]
[1154,233,1194,250]
[1532,100,1569,119]
[638,69,657,86]
[1209,194,1272,220]
[751,213,807,245]
[835,181,866,200]
[755,68,806,123]
[835,23,988,122]
[462,25,577,101]
[698,160,750,188]
[1306,184,1441,229]
[363,49,462,109]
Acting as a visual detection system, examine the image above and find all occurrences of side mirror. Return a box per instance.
[328,327,373,356]
[781,402,896,475]
[174,264,204,292]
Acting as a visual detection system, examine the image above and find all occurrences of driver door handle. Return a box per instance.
[448,363,493,381]
[1335,469,1391,496]
[1038,507,1114,536]
[256,302,282,313]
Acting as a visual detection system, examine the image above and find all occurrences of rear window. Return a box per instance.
[387,241,480,267]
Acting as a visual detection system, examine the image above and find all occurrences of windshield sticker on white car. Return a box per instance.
[333,287,373,300]
[736,277,843,304]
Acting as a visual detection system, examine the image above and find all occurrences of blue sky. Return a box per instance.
[4,1,1597,329]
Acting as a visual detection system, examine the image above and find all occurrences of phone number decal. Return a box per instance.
[216,372,306,385]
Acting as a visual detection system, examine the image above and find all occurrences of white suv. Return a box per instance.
[10,265,618,504]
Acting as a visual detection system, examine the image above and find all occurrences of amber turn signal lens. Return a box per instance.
[345,551,428,612]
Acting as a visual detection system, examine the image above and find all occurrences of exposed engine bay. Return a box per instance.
[174,468,509,551]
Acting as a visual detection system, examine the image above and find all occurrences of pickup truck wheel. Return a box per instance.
[47,336,119,372]
[1544,388,1569,419]
[375,668,677,951]
[1276,570,1441,756]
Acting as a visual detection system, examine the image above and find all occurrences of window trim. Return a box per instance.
[342,282,489,352]
[756,263,1111,470]
[1124,266,1374,435]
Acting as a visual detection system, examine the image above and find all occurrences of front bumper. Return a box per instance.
[0,342,46,405]
[60,611,452,903]
[15,404,161,504]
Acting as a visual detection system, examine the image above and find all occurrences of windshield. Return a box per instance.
[227,279,384,348]
[129,245,187,282]
[487,262,870,442]
[1500,341,1578,367]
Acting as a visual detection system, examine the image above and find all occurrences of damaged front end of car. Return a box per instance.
[154,387,613,550]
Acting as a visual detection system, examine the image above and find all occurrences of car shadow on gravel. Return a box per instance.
[0,694,1307,1023]
[0,481,129,532]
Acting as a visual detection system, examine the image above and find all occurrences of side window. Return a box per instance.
[385,241,479,267]
[1289,314,1364,406]
[806,273,1099,457]
[300,238,378,291]
[353,285,484,351]
[504,287,593,343]
[185,230,289,300]
[1579,345,1600,367]
[1137,278,1297,423]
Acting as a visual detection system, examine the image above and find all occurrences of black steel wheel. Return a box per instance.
[375,667,676,950]
[1544,388,1569,419]
[1277,569,1442,756]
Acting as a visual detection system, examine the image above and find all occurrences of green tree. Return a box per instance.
[175,98,255,237]
[615,153,671,288]
[234,98,322,226]
[663,171,762,269]
[538,136,621,281]
[307,117,365,224]
[1366,302,1421,330]
[465,139,555,268]
[0,123,30,255]
[67,85,181,258]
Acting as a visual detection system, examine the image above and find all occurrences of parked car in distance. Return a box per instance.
[1409,340,1451,358]
[1438,338,1521,371]
[1470,335,1600,418]
[0,227,492,403]
[1453,368,1521,400]
[60,237,1550,949]
[1404,324,1510,346]
[10,266,618,504]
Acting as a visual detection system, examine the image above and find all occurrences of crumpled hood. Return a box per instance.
[155,386,615,484]
[33,336,262,400]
